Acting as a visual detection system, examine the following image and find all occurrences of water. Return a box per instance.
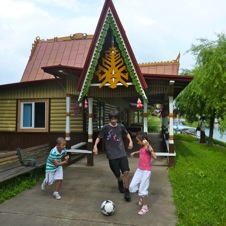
[173,122,226,142]
[205,124,226,142]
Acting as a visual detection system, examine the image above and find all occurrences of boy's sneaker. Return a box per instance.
[124,188,131,202]
[41,181,46,190]
[53,191,61,200]
[118,180,124,193]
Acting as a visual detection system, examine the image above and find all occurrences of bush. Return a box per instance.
[148,116,161,132]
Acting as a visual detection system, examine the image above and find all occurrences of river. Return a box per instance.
[174,121,226,142]
[205,124,226,142]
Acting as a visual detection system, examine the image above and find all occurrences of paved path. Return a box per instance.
[0,153,177,226]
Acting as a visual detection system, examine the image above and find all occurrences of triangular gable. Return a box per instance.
[77,0,147,102]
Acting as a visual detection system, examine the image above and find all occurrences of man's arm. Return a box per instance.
[126,133,133,150]
[93,137,100,155]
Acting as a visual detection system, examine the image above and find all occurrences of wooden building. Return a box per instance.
[0,0,193,166]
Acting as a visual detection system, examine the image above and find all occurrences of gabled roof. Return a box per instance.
[23,34,180,83]
[139,53,180,75]
[77,0,148,101]
[21,34,93,82]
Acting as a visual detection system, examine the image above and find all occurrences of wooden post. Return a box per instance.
[168,81,175,167]
[65,94,71,149]
[87,97,94,166]
[143,99,148,133]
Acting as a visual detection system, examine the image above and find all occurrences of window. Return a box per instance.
[18,99,49,132]
[133,110,143,124]
[97,102,105,129]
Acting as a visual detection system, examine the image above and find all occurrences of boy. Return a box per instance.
[41,137,69,200]
[93,109,133,201]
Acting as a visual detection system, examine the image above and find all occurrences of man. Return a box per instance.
[93,109,133,201]
[199,116,206,143]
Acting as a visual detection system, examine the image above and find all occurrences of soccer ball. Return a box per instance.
[101,200,115,216]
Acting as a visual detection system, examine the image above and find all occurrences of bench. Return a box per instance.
[0,151,31,183]
[155,152,176,157]
[71,142,87,149]
[67,142,93,166]
[16,143,50,179]
[0,143,50,183]
[0,145,49,183]
[17,143,49,168]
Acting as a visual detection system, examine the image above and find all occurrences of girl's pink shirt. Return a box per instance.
[138,147,152,171]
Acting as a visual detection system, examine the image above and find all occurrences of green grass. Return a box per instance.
[0,165,69,204]
[174,134,199,142]
[169,134,226,225]
[0,168,45,204]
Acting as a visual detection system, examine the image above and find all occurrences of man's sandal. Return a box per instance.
[138,206,149,215]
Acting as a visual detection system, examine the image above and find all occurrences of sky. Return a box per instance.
[0,0,226,85]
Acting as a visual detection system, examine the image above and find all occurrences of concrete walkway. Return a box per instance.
[0,153,177,226]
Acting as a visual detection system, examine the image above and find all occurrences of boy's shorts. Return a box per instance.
[109,156,130,178]
[45,166,63,185]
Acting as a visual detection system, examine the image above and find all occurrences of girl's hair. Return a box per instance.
[136,131,150,144]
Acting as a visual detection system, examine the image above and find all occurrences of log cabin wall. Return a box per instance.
[0,99,17,132]
[0,81,86,151]
[0,132,87,151]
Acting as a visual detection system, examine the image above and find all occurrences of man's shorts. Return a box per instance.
[45,166,63,185]
[109,156,130,177]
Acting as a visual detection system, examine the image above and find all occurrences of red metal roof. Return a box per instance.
[21,35,93,82]
[21,0,181,84]
[21,35,180,83]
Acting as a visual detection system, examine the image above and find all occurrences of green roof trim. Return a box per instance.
[78,9,147,102]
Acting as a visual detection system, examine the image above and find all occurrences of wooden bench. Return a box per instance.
[16,143,50,179]
[71,142,87,149]
[17,143,49,168]
[0,151,32,183]
[0,143,50,183]
[67,142,93,166]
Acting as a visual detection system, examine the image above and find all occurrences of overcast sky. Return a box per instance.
[0,0,225,85]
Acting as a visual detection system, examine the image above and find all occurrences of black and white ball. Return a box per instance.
[101,200,115,216]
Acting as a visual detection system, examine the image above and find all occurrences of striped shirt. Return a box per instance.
[46,146,67,171]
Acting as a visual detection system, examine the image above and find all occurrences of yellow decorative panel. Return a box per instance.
[95,47,128,89]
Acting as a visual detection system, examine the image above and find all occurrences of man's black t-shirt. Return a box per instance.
[98,123,128,160]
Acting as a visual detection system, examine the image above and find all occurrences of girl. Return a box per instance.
[129,132,157,215]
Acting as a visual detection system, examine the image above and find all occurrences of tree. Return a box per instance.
[176,33,226,145]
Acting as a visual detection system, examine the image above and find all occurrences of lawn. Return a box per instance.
[169,134,226,226]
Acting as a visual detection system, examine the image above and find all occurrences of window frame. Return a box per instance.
[17,99,49,132]
[133,110,143,124]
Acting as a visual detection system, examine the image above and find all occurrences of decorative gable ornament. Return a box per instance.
[78,8,147,102]
[95,46,128,89]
